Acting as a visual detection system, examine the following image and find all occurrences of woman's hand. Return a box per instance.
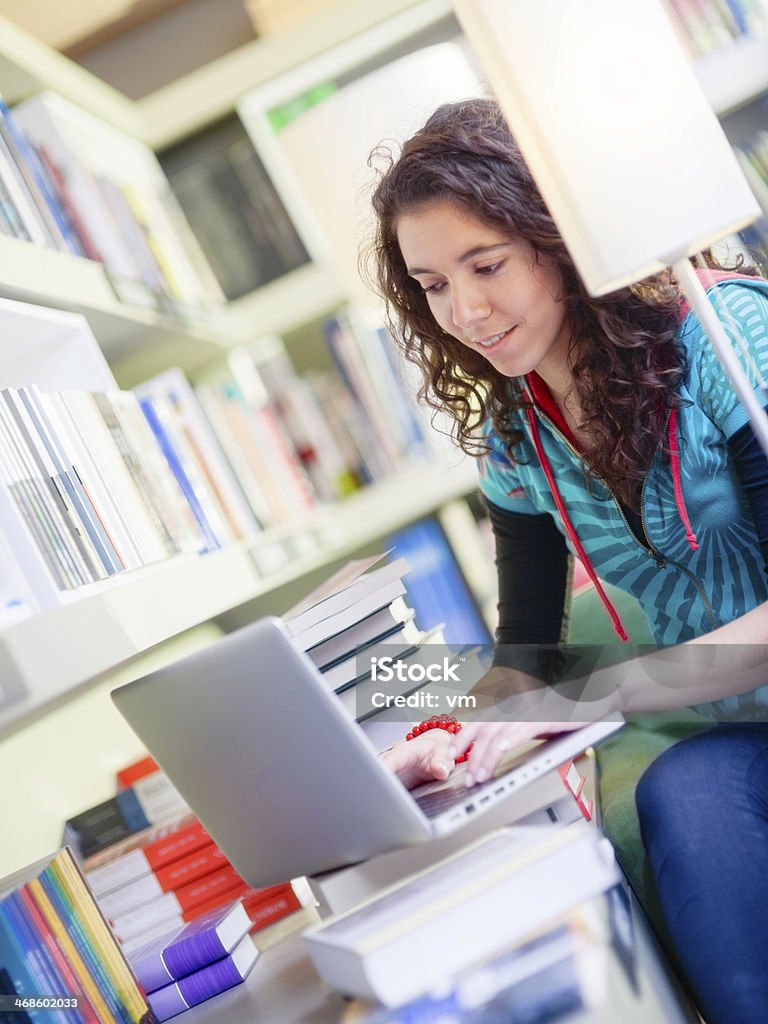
[380,730,456,790]
[451,720,589,787]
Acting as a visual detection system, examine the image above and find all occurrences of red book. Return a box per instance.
[98,843,231,920]
[175,864,244,914]
[557,761,593,821]
[87,820,212,899]
[182,883,250,923]
[116,755,159,789]
[245,887,302,932]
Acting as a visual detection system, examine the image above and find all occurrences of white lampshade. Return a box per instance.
[454,0,761,296]
[273,42,483,309]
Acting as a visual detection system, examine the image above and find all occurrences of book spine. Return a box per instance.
[173,865,244,915]
[0,899,75,1024]
[245,887,301,932]
[51,853,151,1024]
[23,879,119,1024]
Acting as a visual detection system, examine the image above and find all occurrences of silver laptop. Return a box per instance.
[112,617,622,887]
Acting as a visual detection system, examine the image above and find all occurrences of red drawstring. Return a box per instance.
[524,405,629,643]
[668,407,699,551]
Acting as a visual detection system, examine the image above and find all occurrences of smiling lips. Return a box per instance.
[473,326,516,349]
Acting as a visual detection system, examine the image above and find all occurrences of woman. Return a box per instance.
[367,97,768,1023]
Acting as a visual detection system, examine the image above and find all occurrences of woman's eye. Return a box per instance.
[421,281,445,295]
[477,261,503,276]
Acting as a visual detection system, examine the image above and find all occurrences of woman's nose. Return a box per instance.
[451,283,491,329]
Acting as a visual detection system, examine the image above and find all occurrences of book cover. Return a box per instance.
[147,935,259,1022]
[128,900,250,992]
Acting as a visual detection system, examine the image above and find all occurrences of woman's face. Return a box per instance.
[396,199,570,383]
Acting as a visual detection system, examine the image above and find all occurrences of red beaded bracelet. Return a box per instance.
[405,714,473,763]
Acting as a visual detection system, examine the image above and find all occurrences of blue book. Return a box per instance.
[386,519,491,646]
[138,395,220,553]
[0,904,49,1024]
[2,894,81,1024]
[147,935,259,1021]
[0,967,33,1023]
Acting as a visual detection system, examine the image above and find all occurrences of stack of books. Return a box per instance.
[0,846,154,1022]
[67,759,307,956]
[282,554,455,736]
[303,824,621,1015]
[125,899,260,1021]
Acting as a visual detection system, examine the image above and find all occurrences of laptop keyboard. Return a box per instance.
[412,767,500,818]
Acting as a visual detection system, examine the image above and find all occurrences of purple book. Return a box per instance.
[128,899,251,993]
[147,935,260,1021]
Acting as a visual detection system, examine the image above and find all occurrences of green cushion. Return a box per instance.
[569,583,710,957]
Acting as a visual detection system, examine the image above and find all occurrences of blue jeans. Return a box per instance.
[636,724,768,1024]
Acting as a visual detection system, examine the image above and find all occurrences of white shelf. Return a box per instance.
[0,13,144,139]
[0,456,478,734]
[0,235,237,378]
[139,0,452,149]
[0,544,262,734]
[696,32,768,116]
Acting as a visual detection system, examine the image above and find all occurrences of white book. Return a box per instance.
[283,555,411,637]
[303,824,619,1007]
[98,390,205,556]
[289,577,408,653]
[319,617,419,692]
[43,390,144,571]
[304,597,413,670]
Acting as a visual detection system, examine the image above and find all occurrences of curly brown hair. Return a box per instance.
[365,97,751,508]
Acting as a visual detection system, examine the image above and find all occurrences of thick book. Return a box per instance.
[291,579,408,655]
[128,899,251,992]
[304,824,619,1007]
[350,912,606,1023]
[147,934,260,1021]
[282,554,410,636]
[305,598,414,671]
